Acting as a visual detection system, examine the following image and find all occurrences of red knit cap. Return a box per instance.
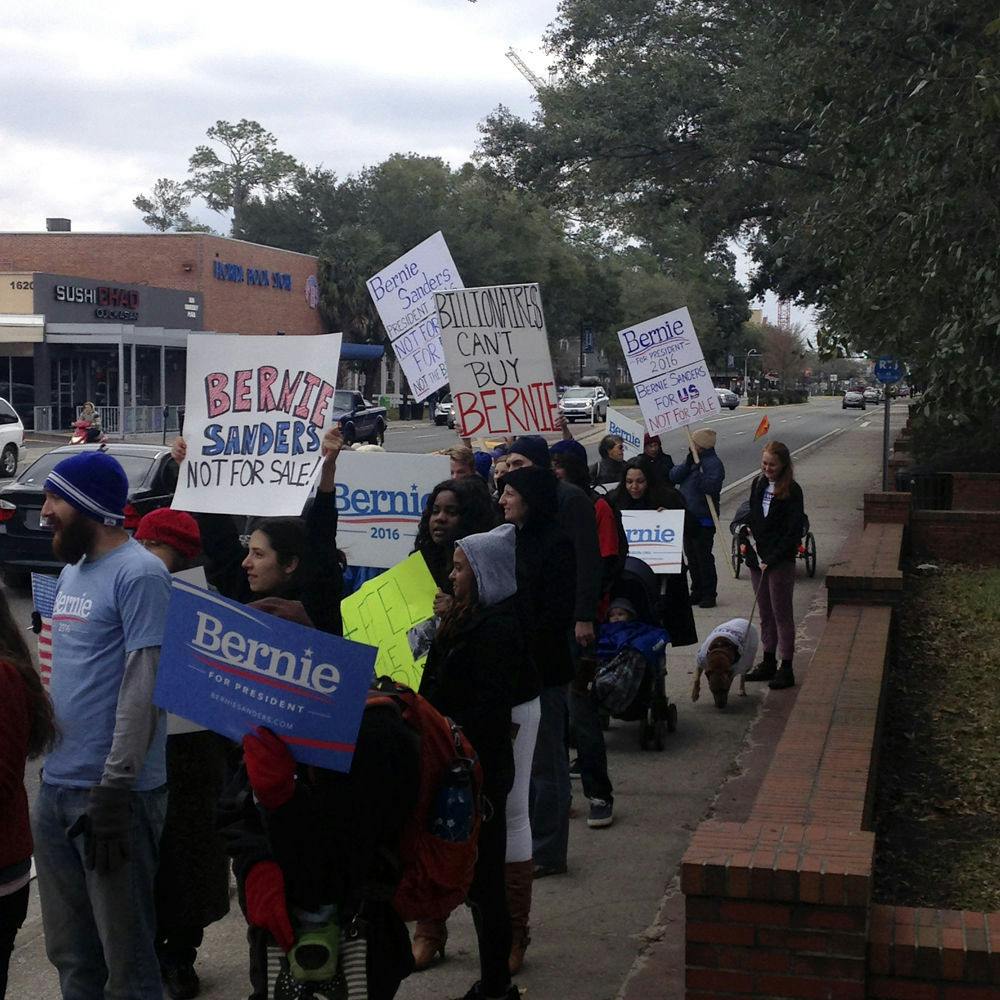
[135,507,202,560]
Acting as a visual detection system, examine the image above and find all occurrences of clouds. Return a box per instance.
[1,0,553,231]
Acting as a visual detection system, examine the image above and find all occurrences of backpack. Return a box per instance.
[593,647,650,717]
[365,677,483,922]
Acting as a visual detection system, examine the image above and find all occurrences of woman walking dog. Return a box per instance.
[742,441,805,690]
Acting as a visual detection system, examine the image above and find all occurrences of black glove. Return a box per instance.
[685,452,695,468]
[67,786,132,874]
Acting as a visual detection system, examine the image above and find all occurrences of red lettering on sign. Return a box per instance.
[205,373,230,418]
[232,370,253,412]
[257,366,278,412]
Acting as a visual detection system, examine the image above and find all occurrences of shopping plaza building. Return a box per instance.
[0,227,334,430]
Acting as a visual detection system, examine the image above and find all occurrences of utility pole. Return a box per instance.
[744,349,760,403]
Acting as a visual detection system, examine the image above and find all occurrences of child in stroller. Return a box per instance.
[593,556,677,751]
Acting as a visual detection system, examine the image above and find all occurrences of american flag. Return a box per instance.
[31,573,58,689]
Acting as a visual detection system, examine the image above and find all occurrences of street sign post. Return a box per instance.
[874,357,905,489]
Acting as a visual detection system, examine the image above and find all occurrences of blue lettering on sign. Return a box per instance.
[213,262,292,292]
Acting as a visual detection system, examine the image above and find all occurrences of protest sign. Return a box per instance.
[620,509,685,574]
[436,283,559,437]
[607,407,645,460]
[341,552,438,691]
[617,307,722,435]
[172,333,343,517]
[154,578,375,771]
[334,450,450,569]
[367,232,463,402]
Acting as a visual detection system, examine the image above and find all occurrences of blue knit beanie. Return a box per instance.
[44,452,129,526]
[550,438,588,466]
[509,434,551,470]
[473,451,493,481]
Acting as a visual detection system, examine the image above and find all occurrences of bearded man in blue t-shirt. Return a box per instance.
[31,451,172,1000]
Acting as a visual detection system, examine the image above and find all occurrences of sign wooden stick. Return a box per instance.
[685,425,723,538]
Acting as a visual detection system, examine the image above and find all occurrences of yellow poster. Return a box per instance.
[341,552,438,691]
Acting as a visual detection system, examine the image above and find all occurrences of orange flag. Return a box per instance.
[753,415,770,441]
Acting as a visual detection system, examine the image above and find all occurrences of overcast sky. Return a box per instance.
[1,0,804,326]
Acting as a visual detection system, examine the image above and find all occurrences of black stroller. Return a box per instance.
[594,556,677,751]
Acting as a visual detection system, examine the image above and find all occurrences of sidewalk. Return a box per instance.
[7,407,903,1000]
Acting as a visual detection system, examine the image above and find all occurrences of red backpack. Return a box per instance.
[366,678,483,922]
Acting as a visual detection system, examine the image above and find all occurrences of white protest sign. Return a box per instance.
[436,283,559,437]
[172,333,343,517]
[607,407,645,460]
[617,307,722,435]
[620,509,685,574]
[367,232,463,403]
[333,450,450,569]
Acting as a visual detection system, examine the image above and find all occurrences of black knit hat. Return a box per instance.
[501,466,559,520]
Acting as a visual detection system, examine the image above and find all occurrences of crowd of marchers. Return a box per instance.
[0,418,805,1000]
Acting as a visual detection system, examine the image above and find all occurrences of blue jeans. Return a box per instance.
[32,782,167,1000]
[529,684,571,869]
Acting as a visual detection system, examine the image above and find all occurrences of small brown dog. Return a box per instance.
[691,638,746,709]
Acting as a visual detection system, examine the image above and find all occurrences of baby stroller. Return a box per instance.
[593,556,677,751]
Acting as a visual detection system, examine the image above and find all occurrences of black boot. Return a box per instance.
[769,659,795,689]
[745,650,777,682]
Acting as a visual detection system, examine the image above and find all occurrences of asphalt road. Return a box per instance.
[384,394,875,492]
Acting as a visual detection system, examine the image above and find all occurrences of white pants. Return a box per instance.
[505,697,541,863]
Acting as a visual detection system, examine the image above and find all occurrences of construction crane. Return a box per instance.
[506,47,546,91]
[776,299,792,331]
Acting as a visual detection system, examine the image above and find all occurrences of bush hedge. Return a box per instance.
[750,389,809,406]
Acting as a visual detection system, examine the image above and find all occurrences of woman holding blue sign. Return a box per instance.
[610,457,699,648]
[170,428,346,634]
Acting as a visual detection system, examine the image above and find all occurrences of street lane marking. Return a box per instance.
[860,421,871,428]
[721,426,847,497]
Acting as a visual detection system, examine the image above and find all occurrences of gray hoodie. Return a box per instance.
[456,523,517,608]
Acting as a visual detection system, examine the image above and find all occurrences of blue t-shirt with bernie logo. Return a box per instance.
[44,539,172,790]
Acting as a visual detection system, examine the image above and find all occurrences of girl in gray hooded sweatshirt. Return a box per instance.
[419,523,523,1000]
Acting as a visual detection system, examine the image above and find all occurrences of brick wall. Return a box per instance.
[950,474,1000,512]
[910,511,1000,565]
[827,523,904,610]
[869,905,1000,998]
[0,232,325,336]
[863,493,911,527]
[682,500,1000,999]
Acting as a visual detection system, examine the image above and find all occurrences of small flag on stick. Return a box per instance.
[753,415,770,441]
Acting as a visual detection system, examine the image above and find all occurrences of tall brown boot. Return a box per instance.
[411,918,448,971]
[506,860,534,975]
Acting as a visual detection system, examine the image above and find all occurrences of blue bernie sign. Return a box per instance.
[154,579,376,772]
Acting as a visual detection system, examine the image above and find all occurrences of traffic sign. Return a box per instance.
[874,357,904,384]
[582,327,595,354]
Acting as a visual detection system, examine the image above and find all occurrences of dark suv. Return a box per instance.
[0,444,179,587]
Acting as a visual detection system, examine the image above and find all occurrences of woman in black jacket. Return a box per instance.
[609,457,699,647]
[419,524,523,1000]
[742,441,805,690]
[170,429,345,634]
[499,466,576,880]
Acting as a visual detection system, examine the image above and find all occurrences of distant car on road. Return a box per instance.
[330,390,387,445]
[434,394,454,426]
[842,390,866,410]
[558,386,609,422]
[0,443,179,587]
[862,387,880,403]
[0,398,23,478]
[716,388,739,410]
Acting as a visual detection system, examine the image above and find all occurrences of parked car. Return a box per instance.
[842,390,867,410]
[716,388,739,410]
[862,387,880,403]
[433,394,454,426]
[558,386,610,422]
[330,390,387,445]
[0,443,179,587]
[0,398,23,478]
